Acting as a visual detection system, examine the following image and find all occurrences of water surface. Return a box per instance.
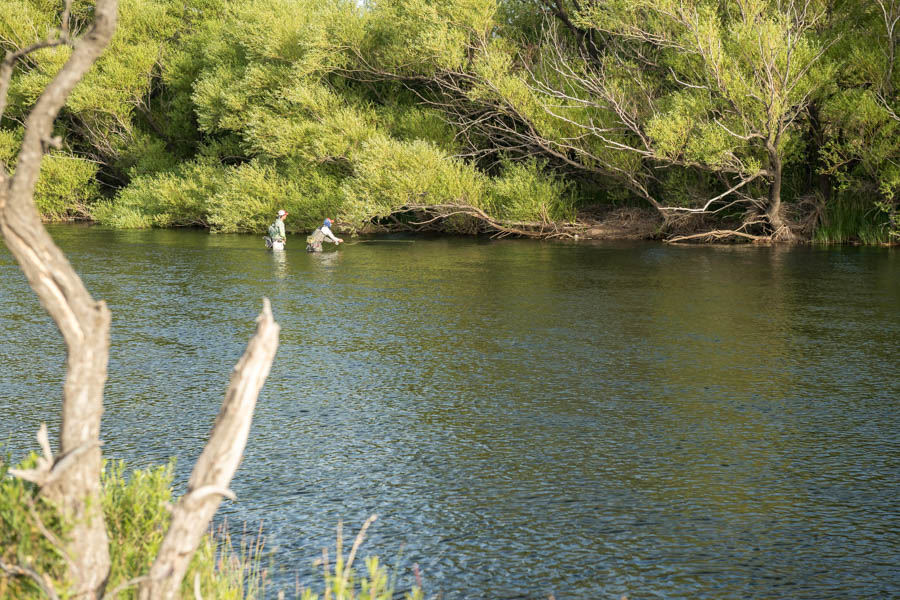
[2,226,898,599]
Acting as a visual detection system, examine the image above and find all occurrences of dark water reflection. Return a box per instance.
[2,225,899,599]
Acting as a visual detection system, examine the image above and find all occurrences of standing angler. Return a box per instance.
[265,209,288,249]
[306,218,344,252]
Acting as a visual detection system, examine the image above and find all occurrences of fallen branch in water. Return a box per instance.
[666,229,769,243]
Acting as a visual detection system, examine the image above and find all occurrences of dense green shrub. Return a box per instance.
[93,159,345,232]
[92,158,225,228]
[208,161,344,233]
[376,103,460,155]
[487,159,575,223]
[33,153,101,220]
[0,129,101,220]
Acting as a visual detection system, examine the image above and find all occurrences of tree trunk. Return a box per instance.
[765,144,795,241]
[0,1,118,597]
[806,102,832,204]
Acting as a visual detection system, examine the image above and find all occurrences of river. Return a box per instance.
[1,225,898,599]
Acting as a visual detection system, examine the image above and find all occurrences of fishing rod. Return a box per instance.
[342,240,416,246]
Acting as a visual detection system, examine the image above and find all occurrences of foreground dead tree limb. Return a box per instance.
[0,1,118,596]
[1,2,281,598]
[139,300,279,600]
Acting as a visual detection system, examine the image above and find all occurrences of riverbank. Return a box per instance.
[575,206,663,240]
[34,200,898,245]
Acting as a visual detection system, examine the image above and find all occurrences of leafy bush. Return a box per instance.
[487,159,575,223]
[33,153,101,220]
[377,104,459,155]
[116,129,182,179]
[92,158,226,228]
[0,129,100,220]
[0,128,22,168]
[93,158,345,233]
[208,161,344,233]
[102,460,174,593]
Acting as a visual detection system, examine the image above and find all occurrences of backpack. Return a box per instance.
[268,222,279,238]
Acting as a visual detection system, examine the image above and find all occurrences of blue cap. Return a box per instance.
[323,218,332,227]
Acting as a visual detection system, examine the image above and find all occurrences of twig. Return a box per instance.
[24,496,77,575]
[0,559,61,600]
[342,515,377,583]
[102,575,152,600]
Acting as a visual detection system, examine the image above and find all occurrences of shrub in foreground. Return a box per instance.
[0,455,259,599]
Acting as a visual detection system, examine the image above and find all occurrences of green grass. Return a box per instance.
[813,196,894,244]
[292,516,423,600]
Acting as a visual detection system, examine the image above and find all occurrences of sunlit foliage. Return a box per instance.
[0,0,894,241]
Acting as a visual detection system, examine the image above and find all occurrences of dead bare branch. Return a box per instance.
[666,229,769,243]
[393,203,580,239]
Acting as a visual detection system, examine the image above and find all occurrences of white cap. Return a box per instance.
[277,209,287,217]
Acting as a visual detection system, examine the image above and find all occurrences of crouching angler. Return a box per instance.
[306,218,344,252]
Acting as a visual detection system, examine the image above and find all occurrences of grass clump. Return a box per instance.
[294,516,423,600]
[814,195,894,244]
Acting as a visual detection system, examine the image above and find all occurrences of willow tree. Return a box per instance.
[0,1,278,598]
[533,0,834,239]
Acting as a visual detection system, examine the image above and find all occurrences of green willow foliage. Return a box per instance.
[1,0,897,241]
